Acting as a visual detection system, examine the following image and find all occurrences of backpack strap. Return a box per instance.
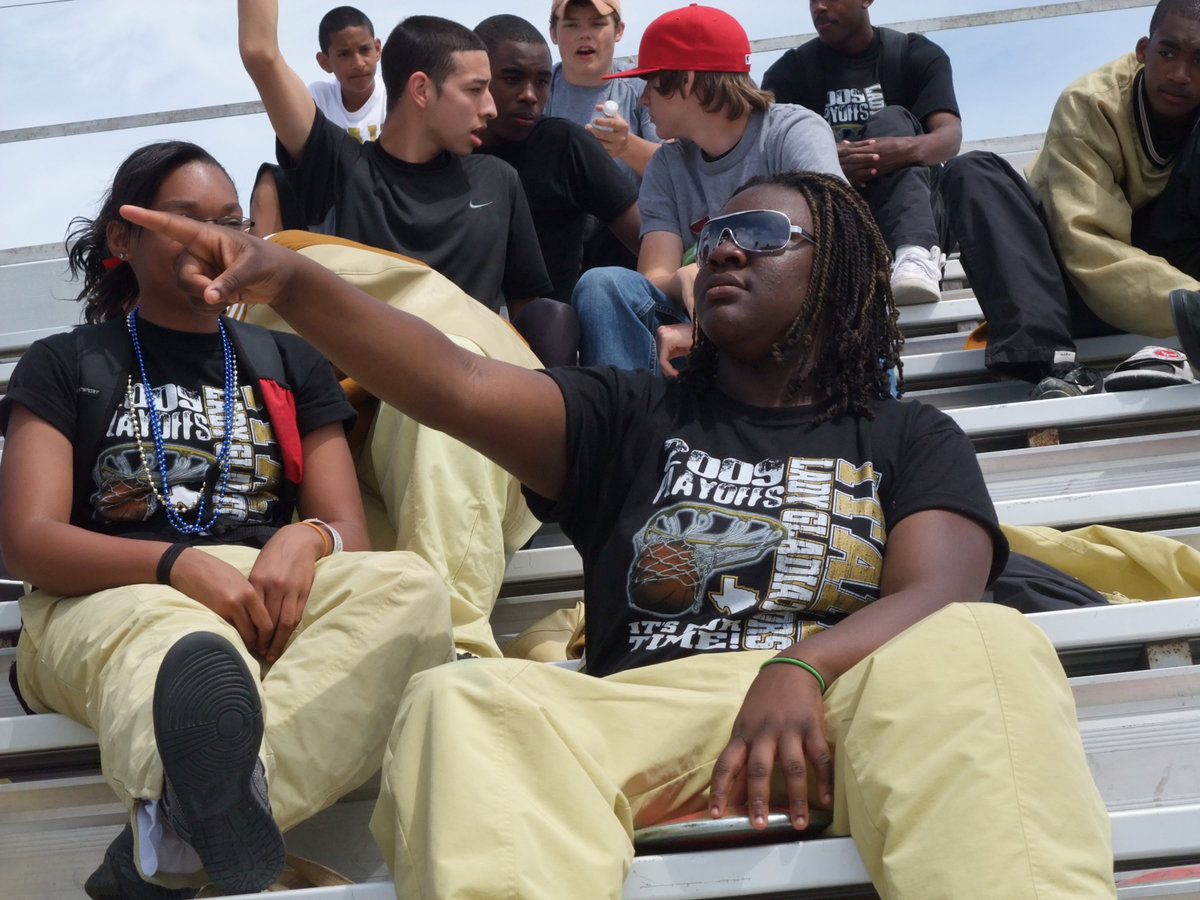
[75,317,135,463]
[875,27,909,108]
[222,318,303,487]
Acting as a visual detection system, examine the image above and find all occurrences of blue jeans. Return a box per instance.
[571,267,689,370]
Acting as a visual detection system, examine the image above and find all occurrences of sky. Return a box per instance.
[0,0,1157,255]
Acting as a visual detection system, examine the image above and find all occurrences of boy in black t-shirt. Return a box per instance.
[238,0,553,316]
[474,14,641,301]
[764,0,961,306]
[764,0,1102,397]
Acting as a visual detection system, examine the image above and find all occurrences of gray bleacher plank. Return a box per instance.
[0,592,21,629]
[0,325,72,358]
[980,430,1200,528]
[906,379,1032,410]
[1029,596,1200,650]
[0,713,97,753]
[896,293,981,332]
[903,332,1183,384]
[945,382,1200,438]
[500,544,584,590]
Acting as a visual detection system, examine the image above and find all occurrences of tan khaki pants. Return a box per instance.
[357,374,541,659]
[242,237,544,658]
[372,603,1114,899]
[17,546,453,832]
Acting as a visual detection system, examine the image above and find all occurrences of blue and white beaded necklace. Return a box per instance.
[125,306,238,535]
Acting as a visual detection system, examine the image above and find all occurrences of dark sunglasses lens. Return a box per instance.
[699,212,790,263]
[736,213,790,252]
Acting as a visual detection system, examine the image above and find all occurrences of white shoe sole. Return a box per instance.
[890,276,941,306]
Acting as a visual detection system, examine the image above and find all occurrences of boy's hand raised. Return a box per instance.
[119,205,296,309]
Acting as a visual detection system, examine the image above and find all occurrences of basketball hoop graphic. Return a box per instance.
[628,503,788,617]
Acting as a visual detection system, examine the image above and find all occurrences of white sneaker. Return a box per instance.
[890,245,944,305]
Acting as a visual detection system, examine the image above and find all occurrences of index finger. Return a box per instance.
[120,204,209,242]
[119,205,249,306]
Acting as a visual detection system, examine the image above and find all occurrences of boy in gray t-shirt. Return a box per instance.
[569,5,841,372]
[546,0,660,179]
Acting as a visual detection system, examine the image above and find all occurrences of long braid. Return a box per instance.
[682,171,902,423]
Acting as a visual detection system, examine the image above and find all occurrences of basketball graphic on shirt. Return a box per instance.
[630,539,702,615]
[94,476,153,523]
[628,503,788,617]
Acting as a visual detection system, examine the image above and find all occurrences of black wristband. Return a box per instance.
[156,542,190,585]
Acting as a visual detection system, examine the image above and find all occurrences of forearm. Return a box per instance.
[913,114,961,166]
[776,509,994,685]
[5,520,176,597]
[618,134,659,177]
[238,0,314,158]
[265,255,567,496]
[238,0,282,69]
[776,589,957,685]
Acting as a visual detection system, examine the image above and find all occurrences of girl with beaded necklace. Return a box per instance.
[0,141,453,898]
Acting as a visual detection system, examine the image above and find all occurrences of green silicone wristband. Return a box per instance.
[760,656,827,695]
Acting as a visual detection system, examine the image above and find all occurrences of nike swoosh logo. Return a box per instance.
[468,201,493,209]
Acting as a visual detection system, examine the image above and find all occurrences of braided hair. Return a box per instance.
[680,170,902,424]
[66,141,230,324]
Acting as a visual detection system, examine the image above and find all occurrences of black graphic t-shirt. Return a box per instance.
[6,318,352,542]
[763,29,959,142]
[524,367,1006,677]
[480,116,639,301]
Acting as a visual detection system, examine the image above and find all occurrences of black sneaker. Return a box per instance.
[1029,362,1102,400]
[83,824,196,900]
[1170,289,1200,371]
[154,632,285,895]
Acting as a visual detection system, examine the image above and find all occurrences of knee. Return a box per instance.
[512,298,580,367]
[402,657,527,710]
[942,150,1004,189]
[571,267,646,319]
[863,105,921,138]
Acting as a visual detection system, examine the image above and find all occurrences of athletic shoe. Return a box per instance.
[1170,289,1200,370]
[1028,362,1102,400]
[154,632,285,895]
[890,245,944,305]
[83,824,196,900]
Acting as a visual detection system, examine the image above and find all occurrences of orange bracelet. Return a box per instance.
[298,519,331,558]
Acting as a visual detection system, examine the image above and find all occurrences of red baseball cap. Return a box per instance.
[604,4,752,79]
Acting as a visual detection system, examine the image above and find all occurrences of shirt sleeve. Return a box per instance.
[522,366,649,533]
[637,145,686,239]
[274,332,356,435]
[2,334,79,441]
[886,401,1009,583]
[774,106,845,181]
[276,108,360,229]
[903,35,960,122]
[501,167,556,301]
[762,49,807,106]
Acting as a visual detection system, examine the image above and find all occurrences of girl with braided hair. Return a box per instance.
[119,168,1115,899]
[681,171,901,420]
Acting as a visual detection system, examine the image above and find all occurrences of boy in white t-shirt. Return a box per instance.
[310,5,387,143]
[250,6,386,235]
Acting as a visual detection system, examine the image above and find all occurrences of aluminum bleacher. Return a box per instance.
[2,2,1198,891]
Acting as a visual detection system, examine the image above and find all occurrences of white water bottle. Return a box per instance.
[592,99,621,132]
